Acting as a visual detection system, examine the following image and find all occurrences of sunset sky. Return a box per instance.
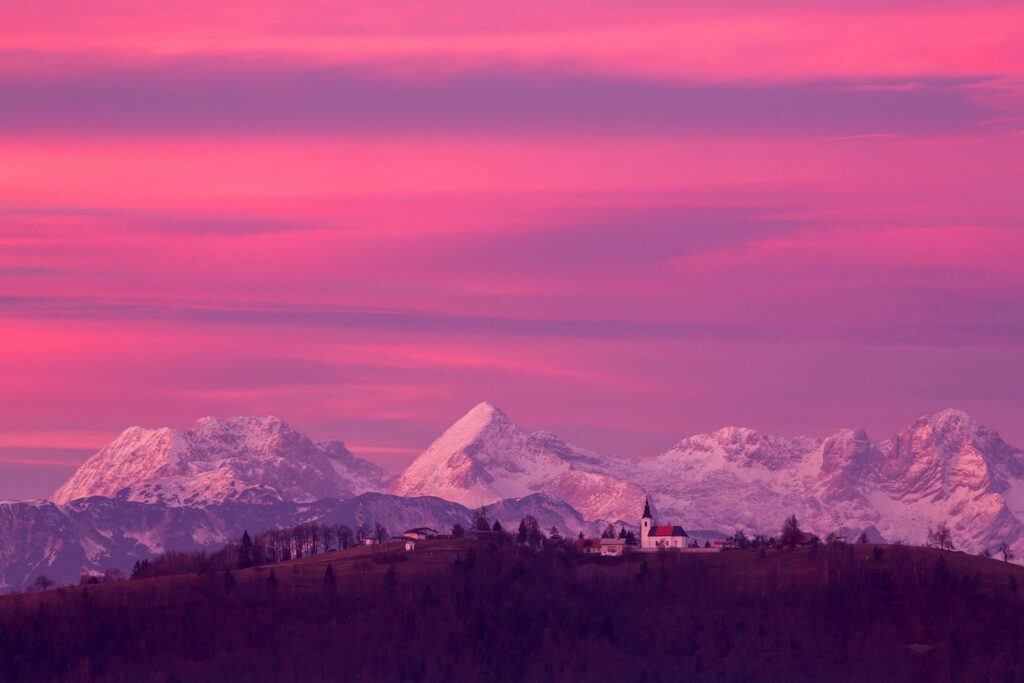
[3,1,1024,499]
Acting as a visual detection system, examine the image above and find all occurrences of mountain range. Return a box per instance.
[3,402,1023,590]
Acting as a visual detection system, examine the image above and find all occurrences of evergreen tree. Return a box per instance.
[384,565,397,598]
[601,524,617,539]
[472,507,491,532]
[323,564,337,595]
[517,519,528,545]
[223,569,236,591]
[492,519,504,533]
[266,569,279,600]
[781,515,802,548]
[451,523,465,539]
[239,530,254,568]
[523,515,544,548]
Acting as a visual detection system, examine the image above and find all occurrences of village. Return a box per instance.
[365,499,730,557]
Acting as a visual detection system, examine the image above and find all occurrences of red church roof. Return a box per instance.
[648,525,688,537]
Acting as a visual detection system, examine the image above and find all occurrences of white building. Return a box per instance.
[600,538,627,556]
[640,498,688,550]
[403,527,438,540]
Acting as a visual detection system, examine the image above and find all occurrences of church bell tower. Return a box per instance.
[641,498,652,549]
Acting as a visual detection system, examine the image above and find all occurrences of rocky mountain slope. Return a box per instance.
[7,404,1024,589]
[52,416,389,506]
[391,402,646,521]
[0,492,595,591]
[592,409,1024,557]
[393,404,1024,558]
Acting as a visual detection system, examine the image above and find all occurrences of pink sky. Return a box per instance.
[3,2,1024,499]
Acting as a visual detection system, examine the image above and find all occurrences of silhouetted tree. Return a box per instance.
[522,515,544,548]
[321,526,335,553]
[732,529,750,549]
[336,524,354,549]
[384,565,397,598]
[451,523,465,539]
[781,515,803,548]
[266,569,278,600]
[323,564,337,595]
[933,555,950,589]
[239,530,254,568]
[33,575,54,592]
[858,531,869,544]
[492,519,504,533]
[223,569,236,591]
[472,507,491,532]
[927,523,955,551]
[999,542,1015,563]
[374,522,388,543]
[517,519,528,544]
[601,524,617,539]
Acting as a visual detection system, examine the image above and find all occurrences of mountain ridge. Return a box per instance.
[52,415,389,507]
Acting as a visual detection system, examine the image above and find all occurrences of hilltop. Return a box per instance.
[3,540,1024,683]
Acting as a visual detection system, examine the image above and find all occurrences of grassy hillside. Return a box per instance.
[2,540,1024,682]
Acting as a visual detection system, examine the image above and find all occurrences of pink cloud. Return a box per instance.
[2,1,1024,497]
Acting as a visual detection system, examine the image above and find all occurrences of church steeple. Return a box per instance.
[640,497,652,548]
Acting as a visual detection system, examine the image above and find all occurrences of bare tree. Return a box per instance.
[309,523,321,556]
[321,526,336,553]
[336,524,354,549]
[926,523,955,551]
[999,542,1016,563]
[33,575,54,591]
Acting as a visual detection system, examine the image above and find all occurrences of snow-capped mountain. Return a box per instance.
[8,404,1024,588]
[601,409,1024,558]
[0,492,597,591]
[52,416,389,506]
[391,402,647,521]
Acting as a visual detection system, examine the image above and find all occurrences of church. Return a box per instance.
[639,498,689,550]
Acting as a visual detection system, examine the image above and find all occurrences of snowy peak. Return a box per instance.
[878,409,1007,496]
[427,401,515,464]
[391,403,647,521]
[52,416,388,507]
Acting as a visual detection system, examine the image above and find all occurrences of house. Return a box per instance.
[361,537,379,546]
[576,538,602,554]
[404,539,417,551]
[795,531,819,546]
[403,527,438,540]
[600,538,627,557]
[640,499,688,550]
